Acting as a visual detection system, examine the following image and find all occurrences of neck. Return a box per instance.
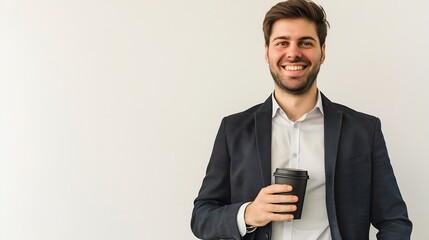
[273,83,318,122]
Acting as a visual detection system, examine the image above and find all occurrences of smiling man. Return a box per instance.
[191,0,412,240]
[267,18,324,97]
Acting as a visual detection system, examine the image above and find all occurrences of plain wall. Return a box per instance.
[0,0,428,239]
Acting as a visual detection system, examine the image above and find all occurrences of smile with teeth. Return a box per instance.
[283,65,306,71]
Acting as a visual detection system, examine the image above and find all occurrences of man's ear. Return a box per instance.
[321,43,326,64]
[264,44,269,64]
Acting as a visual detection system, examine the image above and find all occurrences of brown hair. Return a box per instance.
[263,0,329,46]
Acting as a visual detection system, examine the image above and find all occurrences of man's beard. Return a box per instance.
[269,64,320,95]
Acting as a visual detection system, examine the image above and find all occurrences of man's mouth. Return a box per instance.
[283,65,307,71]
[284,65,305,71]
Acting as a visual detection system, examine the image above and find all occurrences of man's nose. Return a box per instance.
[286,44,302,60]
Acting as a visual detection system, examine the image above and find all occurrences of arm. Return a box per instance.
[191,118,297,239]
[191,118,244,240]
[371,118,412,239]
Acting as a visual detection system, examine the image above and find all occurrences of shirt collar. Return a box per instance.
[271,90,324,119]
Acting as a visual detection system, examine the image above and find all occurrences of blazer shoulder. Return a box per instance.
[224,95,271,121]
[218,101,269,138]
[331,101,380,125]
[322,93,379,124]
[223,103,263,124]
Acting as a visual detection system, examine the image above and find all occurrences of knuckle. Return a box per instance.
[271,204,281,213]
[272,194,282,203]
[278,195,288,202]
[260,187,269,194]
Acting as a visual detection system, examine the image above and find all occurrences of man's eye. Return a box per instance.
[277,42,287,46]
[300,42,313,47]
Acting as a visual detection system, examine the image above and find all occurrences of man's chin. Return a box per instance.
[277,82,311,95]
[284,87,309,95]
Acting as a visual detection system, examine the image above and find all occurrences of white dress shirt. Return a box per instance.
[270,91,331,240]
[237,91,331,240]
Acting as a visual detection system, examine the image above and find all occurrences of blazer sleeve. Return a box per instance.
[370,118,412,239]
[191,118,244,240]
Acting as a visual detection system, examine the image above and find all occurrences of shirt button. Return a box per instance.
[292,153,297,158]
[294,124,299,128]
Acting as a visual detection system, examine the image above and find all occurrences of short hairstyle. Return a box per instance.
[263,0,330,47]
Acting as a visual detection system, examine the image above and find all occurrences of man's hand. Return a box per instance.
[244,184,298,227]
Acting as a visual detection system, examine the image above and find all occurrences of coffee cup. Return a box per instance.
[273,168,309,219]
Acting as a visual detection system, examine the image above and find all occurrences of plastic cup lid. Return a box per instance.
[273,168,309,178]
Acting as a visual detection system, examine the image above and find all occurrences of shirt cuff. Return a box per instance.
[237,202,256,236]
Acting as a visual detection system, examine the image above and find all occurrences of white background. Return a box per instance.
[1,0,428,239]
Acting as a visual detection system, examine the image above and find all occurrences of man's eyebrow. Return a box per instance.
[300,36,317,41]
[271,36,317,42]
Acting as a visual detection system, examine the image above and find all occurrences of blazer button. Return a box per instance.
[264,232,270,239]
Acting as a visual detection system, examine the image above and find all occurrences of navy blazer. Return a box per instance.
[191,93,412,240]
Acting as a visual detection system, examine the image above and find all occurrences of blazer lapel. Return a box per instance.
[322,93,343,240]
[254,95,273,187]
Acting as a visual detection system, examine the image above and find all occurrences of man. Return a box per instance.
[191,0,412,239]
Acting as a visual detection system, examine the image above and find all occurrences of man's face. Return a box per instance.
[265,18,325,95]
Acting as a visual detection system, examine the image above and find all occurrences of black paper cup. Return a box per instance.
[273,168,309,219]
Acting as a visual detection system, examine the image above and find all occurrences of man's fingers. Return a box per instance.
[246,204,295,226]
[262,184,293,194]
[245,184,299,226]
[270,194,298,203]
[267,212,295,222]
[266,203,297,213]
